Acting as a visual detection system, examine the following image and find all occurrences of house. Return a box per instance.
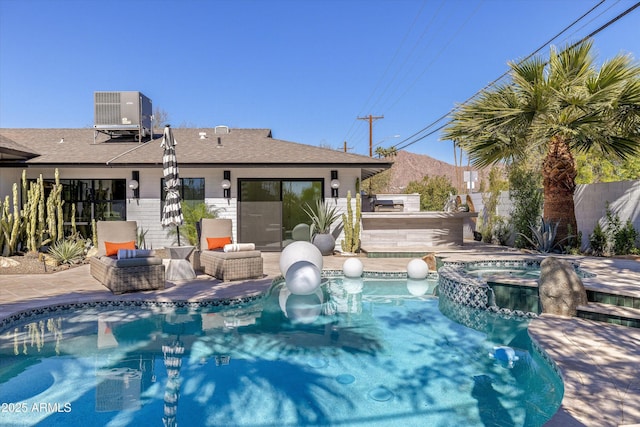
[0,127,392,251]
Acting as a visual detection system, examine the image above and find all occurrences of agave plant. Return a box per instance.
[519,218,572,253]
[48,239,85,265]
[303,199,341,236]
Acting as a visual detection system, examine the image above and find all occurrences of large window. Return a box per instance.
[238,179,323,251]
[35,178,127,238]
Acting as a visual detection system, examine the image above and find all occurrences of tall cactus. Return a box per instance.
[54,169,64,240]
[0,184,22,256]
[23,176,42,253]
[0,169,66,255]
[341,191,361,253]
[92,219,97,247]
[0,196,6,254]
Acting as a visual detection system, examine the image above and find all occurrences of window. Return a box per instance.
[160,177,205,211]
[32,178,127,239]
[238,179,322,250]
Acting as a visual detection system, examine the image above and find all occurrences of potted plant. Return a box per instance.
[303,199,341,255]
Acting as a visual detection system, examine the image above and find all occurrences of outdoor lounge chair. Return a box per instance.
[90,221,165,294]
[199,218,263,281]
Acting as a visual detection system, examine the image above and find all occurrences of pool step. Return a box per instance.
[577,300,640,329]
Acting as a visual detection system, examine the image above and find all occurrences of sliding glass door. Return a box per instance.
[238,179,322,251]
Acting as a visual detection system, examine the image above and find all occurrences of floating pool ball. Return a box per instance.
[342,257,364,278]
[279,241,323,276]
[407,258,429,279]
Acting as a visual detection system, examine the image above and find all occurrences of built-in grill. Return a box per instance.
[373,199,404,212]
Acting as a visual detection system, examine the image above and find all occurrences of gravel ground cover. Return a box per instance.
[0,254,86,274]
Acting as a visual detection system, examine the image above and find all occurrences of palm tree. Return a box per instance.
[443,40,640,246]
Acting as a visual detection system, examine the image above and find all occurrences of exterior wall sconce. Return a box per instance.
[330,170,340,198]
[129,171,140,198]
[222,170,231,198]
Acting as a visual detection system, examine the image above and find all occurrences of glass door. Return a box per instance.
[238,179,322,251]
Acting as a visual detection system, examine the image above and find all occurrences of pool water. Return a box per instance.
[0,277,562,426]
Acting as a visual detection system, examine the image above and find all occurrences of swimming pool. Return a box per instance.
[0,276,562,426]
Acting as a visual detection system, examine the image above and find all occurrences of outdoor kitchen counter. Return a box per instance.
[360,211,478,248]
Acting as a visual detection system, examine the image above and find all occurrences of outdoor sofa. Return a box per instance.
[199,218,263,281]
[90,221,165,294]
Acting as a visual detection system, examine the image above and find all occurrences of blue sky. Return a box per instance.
[1,0,638,164]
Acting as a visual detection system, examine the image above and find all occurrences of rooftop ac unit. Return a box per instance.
[94,91,152,142]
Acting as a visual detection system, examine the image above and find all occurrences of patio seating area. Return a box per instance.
[198,218,264,281]
[1,246,639,427]
[89,221,165,294]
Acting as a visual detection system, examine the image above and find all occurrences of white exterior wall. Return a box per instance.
[0,169,23,200]
[0,165,360,250]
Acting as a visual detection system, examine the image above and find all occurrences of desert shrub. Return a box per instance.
[404,175,456,211]
[492,216,512,246]
[614,219,639,255]
[589,223,608,256]
[48,239,85,264]
[588,204,639,256]
[477,167,508,244]
[508,165,542,249]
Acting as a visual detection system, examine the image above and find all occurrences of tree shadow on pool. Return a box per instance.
[374,300,561,427]
[186,358,354,425]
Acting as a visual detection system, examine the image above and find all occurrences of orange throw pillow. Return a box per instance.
[105,240,136,256]
[207,236,232,250]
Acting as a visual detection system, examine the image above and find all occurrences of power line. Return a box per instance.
[397,0,640,154]
[357,115,384,157]
[341,1,429,148]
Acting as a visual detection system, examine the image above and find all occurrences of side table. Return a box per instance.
[166,246,196,281]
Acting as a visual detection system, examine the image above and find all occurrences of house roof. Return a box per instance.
[0,128,392,179]
[0,134,40,160]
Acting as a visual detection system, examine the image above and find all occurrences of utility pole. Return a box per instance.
[357,114,384,157]
[343,141,354,152]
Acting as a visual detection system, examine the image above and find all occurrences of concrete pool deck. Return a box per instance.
[1,246,639,427]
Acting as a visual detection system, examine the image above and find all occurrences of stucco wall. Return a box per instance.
[465,179,640,250]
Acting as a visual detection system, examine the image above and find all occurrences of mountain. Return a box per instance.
[387,151,470,193]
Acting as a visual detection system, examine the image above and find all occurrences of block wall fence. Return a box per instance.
[466,179,640,250]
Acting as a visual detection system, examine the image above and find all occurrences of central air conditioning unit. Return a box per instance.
[94,91,152,142]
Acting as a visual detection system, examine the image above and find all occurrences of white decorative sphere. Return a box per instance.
[285,260,322,295]
[342,257,364,278]
[280,241,323,276]
[407,258,429,279]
